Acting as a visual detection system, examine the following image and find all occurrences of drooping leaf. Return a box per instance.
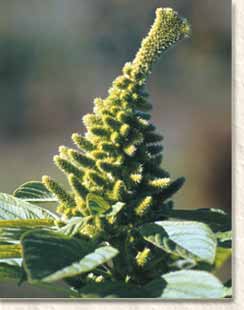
[22,228,119,283]
[13,181,57,203]
[21,229,96,283]
[160,270,227,299]
[0,193,58,220]
[43,246,119,283]
[86,194,111,215]
[139,221,217,264]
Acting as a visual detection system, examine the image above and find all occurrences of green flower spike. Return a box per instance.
[42,8,190,221]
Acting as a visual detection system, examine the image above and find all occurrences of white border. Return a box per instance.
[0,0,241,308]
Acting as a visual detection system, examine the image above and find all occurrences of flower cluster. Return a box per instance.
[42,8,190,225]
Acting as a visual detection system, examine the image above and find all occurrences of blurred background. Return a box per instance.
[0,0,231,298]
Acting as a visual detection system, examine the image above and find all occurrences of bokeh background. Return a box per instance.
[0,0,231,298]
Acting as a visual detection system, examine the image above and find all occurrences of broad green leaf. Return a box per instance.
[43,246,119,282]
[0,263,22,280]
[139,221,217,264]
[0,227,31,244]
[159,221,217,264]
[0,220,54,244]
[160,270,227,299]
[0,244,22,259]
[139,223,198,262]
[0,193,58,220]
[13,181,57,203]
[21,229,96,283]
[167,208,231,231]
[86,194,111,215]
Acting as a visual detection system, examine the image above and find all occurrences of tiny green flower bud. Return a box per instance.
[136,248,151,267]
[54,155,84,180]
[148,177,170,189]
[69,149,95,168]
[112,180,126,201]
[135,196,153,217]
[87,171,106,187]
[90,126,111,137]
[68,174,88,201]
[72,133,94,151]
[103,116,121,129]
[42,176,75,208]
[120,124,130,137]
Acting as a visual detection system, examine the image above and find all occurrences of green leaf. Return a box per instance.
[160,270,227,299]
[0,244,22,259]
[139,221,217,264]
[167,208,231,231]
[13,181,58,203]
[22,230,118,283]
[86,194,111,215]
[21,229,95,283]
[105,202,125,224]
[43,246,119,283]
[0,220,54,244]
[0,227,31,244]
[0,263,22,280]
[58,217,85,237]
[0,193,58,220]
